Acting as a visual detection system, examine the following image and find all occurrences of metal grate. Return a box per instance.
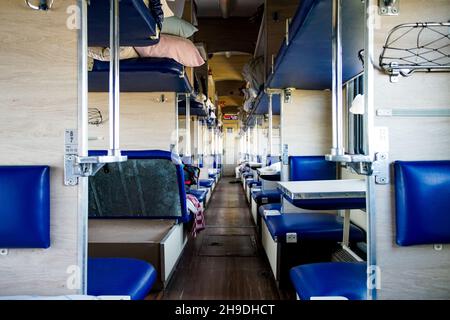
[379,22,450,82]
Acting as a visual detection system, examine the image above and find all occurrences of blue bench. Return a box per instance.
[199,178,214,189]
[289,160,450,300]
[88,258,157,300]
[290,262,366,300]
[187,188,208,204]
[251,156,338,231]
[264,212,365,243]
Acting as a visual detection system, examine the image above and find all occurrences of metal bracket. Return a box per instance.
[63,129,127,186]
[372,152,389,184]
[388,62,400,83]
[0,249,8,256]
[379,0,399,16]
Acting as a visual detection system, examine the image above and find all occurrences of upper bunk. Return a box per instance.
[178,95,208,117]
[88,0,160,47]
[266,0,365,90]
[88,57,193,93]
[245,91,281,126]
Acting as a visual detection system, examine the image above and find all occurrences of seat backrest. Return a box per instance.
[289,156,337,181]
[394,160,450,246]
[0,166,50,248]
[88,150,189,223]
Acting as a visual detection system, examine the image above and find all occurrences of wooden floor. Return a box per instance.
[151,177,293,300]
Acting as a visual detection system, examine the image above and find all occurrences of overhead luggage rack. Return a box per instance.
[379,22,450,82]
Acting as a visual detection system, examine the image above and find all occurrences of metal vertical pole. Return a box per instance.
[331,0,345,157]
[268,93,273,156]
[108,0,121,157]
[174,93,179,155]
[185,94,191,157]
[280,92,289,181]
[364,0,378,301]
[77,0,88,295]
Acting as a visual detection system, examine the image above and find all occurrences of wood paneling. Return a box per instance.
[284,90,332,156]
[0,0,80,295]
[372,0,450,299]
[88,93,176,151]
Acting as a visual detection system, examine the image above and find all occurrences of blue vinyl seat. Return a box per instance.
[290,262,367,300]
[88,258,157,300]
[199,179,214,188]
[187,188,208,203]
[265,213,365,243]
[246,180,262,188]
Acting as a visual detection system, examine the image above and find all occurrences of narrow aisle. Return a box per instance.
[159,177,282,300]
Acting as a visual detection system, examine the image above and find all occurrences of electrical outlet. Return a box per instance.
[286,233,297,243]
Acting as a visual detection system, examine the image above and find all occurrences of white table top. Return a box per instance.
[277,179,366,200]
[257,168,280,175]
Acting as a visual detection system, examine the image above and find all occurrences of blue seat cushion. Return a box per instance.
[252,190,282,204]
[290,262,367,300]
[0,166,50,248]
[259,203,282,218]
[199,179,214,188]
[246,180,261,188]
[286,196,366,210]
[395,160,450,246]
[88,258,156,300]
[187,189,208,203]
[265,213,365,242]
[242,172,253,179]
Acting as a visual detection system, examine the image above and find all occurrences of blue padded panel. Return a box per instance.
[0,166,50,248]
[258,203,282,218]
[88,258,156,300]
[287,197,366,210]
[88,0,159,46]
[89,58,192,93]
[199,179,214,188]
[267,0,364,90]
[88,150,189,223]
[252,190,282,203]
[289,156,337,181]
[253,92,281,115]
[290,262,367,300]
[395,161,450,246]
[187,189,208,203]
[265,213,365,242]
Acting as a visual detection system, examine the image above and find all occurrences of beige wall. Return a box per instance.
[284,90,332,156]
[89,93,176,151]
[372,0,450,299]
[0,0,81,295]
